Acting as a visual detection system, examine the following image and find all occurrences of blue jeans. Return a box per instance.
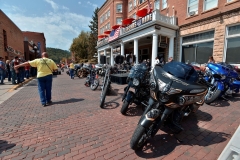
[25,70,29,79]
[11,70,16,84]
[7,69,11,81]
[37,74,53,105]
[70,69,74,79]
[0,70,5,84]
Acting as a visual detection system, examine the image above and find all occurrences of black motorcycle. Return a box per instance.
[130,61,208,150]
[84,65,100,91]
[100,65,112,108]
[121,63,150,115]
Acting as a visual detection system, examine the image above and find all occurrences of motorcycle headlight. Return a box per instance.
[133,78,139,86]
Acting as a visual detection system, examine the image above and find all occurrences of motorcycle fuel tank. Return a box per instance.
[207,63,230,75]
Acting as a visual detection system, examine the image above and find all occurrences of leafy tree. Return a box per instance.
[70,31,89,62]
[88,7,99,59]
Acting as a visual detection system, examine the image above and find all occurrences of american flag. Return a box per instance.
[108,27,120,42]
[147,0,152,13]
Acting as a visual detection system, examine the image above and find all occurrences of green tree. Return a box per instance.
[87,7,99,59]
[70,31,90,62]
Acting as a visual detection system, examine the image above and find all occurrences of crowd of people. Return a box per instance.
[0,56,38,85]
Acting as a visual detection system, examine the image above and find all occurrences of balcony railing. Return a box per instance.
[97,9,177,47]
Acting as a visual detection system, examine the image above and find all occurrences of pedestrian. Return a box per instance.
[0,57,6,84]
[168,57,173,63]
[10,57,18,84]
[5,60,11,81]
[69,61,74,79]
[208,56,215,63]
[14,52,58,107]
[154,57,159,66]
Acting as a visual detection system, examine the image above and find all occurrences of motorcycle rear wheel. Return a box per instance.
[120,100,130,115]
[100,81,109,108]
[130,125,147,150]
[205,88,222,104]
[91,79,99,91]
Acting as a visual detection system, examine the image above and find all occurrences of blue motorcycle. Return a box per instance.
[204,63,240,104]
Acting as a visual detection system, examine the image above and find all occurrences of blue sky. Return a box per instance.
[0,0,105,51]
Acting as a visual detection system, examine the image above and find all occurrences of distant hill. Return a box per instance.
[46,47,71,63]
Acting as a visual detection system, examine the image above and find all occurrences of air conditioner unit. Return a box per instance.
[189,11,195,16]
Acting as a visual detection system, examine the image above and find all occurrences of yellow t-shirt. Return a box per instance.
[69,63,74,69]
[29,58,58,78]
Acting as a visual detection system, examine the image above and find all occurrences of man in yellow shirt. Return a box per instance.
[69,61,74,79]
[14,52,58,107]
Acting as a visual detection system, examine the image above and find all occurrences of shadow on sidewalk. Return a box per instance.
[0,140,16,154]
[208,96,240,107]
[133,110,230,159]
[53,98,84,105]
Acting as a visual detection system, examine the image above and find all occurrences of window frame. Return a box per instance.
[116,17,122,25]
[3,30,7,51]
[134,0,137,7]
[116,4,123,13]
[187,0,199,16]
[139,0,145,4]
[224,23,240,64]
[162,0,167,9]
[203,0,218,11]
[154,0,160,10]
[129,1,133,12]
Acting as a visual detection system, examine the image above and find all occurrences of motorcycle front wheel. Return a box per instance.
[90,79,99,91]
[120,100,130,115]
[100,80,109,108]
[205,87,222,104]
[130,125,148,150]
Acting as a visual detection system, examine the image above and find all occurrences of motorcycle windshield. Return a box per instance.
[162,61,199,83]
[128,63,148,79]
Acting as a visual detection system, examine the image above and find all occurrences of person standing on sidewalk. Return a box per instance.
[0,57,6,84]
[25,62,30,79]
[69,61,74,79]
[5,60,11,82]
[14,52,58,107]
[10,56,19,84]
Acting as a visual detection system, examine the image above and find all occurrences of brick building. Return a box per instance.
[0,9,24,60]
[96,0,240,66]
[22,31,46,60]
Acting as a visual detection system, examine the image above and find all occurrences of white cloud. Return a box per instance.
[45,0,59,11]
[4,9,91,50]
[62,6,69,10]
[87,1,98,9]
[78,2,81,5]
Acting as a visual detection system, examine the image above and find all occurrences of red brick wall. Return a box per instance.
[0,10,24,60]
[22,31,46,56]
[160,0,240,26]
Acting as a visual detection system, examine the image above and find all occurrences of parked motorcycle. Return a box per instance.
[203,63,240,104]
[100,65,112,108]
[77,64,91,78]
[130,61,208,150]
[121,63,150,115]
[84,65,100,91]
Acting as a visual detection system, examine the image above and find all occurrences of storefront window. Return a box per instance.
[226,24,240,64]
[182,42,213,64]
[182,30,215,64]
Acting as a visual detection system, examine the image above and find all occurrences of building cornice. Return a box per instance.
[98,0,111,14]
[180,8,240,31]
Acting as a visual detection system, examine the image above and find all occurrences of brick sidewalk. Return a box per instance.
[0,73,239,160]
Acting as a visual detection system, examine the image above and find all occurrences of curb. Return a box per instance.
[8,77,35,92]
